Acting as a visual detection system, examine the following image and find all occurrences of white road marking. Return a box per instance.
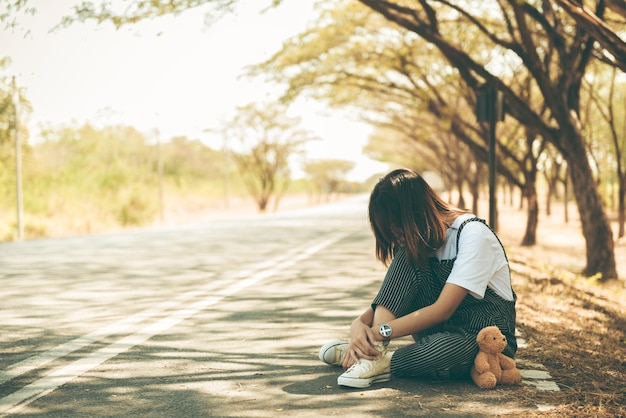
[0,236,323,386]
[521,369,552,380]
[516,358,560,392]
[0,233,347,416]
[514,343,561,418]
[1,289,209,386]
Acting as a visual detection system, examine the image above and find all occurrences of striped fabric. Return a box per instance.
[371,217,517,380]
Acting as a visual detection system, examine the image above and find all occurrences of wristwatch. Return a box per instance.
[379,323,392,346]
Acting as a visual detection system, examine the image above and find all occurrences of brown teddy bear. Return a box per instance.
[470,326,522,389]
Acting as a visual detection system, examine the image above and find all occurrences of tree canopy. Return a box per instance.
[350,0,622,279]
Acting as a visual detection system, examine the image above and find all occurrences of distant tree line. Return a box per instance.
[0,105,361,240]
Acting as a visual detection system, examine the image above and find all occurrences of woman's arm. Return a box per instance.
[357,306,375,327]
[370,283,469,341]
[341,307,380,369]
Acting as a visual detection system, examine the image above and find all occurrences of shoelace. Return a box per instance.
[345,363,360,372]
[346,358,375,374]
[337,344,348,363]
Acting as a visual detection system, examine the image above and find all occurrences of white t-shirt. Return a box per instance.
[434,214,514,301]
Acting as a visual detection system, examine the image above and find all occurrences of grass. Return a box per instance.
[0,184,339,241]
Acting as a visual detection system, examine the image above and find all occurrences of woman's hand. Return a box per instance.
[341,318,382,369]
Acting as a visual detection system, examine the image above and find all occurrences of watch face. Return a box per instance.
[379,324,392,338]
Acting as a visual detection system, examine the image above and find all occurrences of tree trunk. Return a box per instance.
[257,191,270,212]
[564,175,570,224]
[467,171,480,215]
[456,180,466,208]
[522,181,538,246]
[618,173,625,238]
[568,156,617,279]
[545,169,558,217]
[545,183,552,217]
[470,185,479,215]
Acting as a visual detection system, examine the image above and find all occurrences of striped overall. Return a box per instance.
[372,217,517,379]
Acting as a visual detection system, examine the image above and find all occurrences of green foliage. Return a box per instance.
[117,190,155,227]
[163,136,223,181]
[0,0,35,30]
[303,159,355,196]
[0,219,46,241]
[53,0,287,29]
[0,116,346,241]
[0,61,17,147]
[1,61,33,150]
[0,121,247,240]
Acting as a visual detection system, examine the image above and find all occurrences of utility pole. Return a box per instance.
[156,128,164,223]
[476,81,505,231]
[223,133,229,209]
[12,76,24,240]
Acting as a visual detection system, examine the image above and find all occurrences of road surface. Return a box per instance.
[1,196,548,417]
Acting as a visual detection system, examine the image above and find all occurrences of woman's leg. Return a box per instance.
[371,248,432,318]
[390,331,478,379]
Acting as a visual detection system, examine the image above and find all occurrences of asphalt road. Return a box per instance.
[1,196,545,417]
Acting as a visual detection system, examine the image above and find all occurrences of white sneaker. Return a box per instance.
[337,351,391,388]
[318,340,348,366]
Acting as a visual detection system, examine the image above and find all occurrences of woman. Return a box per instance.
[319,168,517,388]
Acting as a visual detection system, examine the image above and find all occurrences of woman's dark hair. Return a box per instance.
[368,168,467,267]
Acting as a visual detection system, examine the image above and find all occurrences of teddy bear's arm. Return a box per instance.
[474,352,491,373]
[497,353,517,370]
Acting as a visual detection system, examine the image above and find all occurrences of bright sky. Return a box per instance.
[1,0,388,181]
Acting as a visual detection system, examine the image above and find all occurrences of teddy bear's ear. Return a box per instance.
[476,326,493,343]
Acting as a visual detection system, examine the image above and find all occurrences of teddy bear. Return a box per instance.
[470,326,522,389]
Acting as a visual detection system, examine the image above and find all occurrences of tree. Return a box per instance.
[163,135,223,184]
[540,145,568,218]
[223,102,316,212]
[303,159,354,201]
[582,64,626,238]
[353,0,618,279]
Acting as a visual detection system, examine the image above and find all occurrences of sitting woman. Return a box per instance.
[318,168,517,388]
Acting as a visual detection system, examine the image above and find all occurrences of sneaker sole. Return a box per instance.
[318,340,347,366]
[337,372,391,388]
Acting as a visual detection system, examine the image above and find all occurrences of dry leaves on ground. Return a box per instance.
[504,254,625,417]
